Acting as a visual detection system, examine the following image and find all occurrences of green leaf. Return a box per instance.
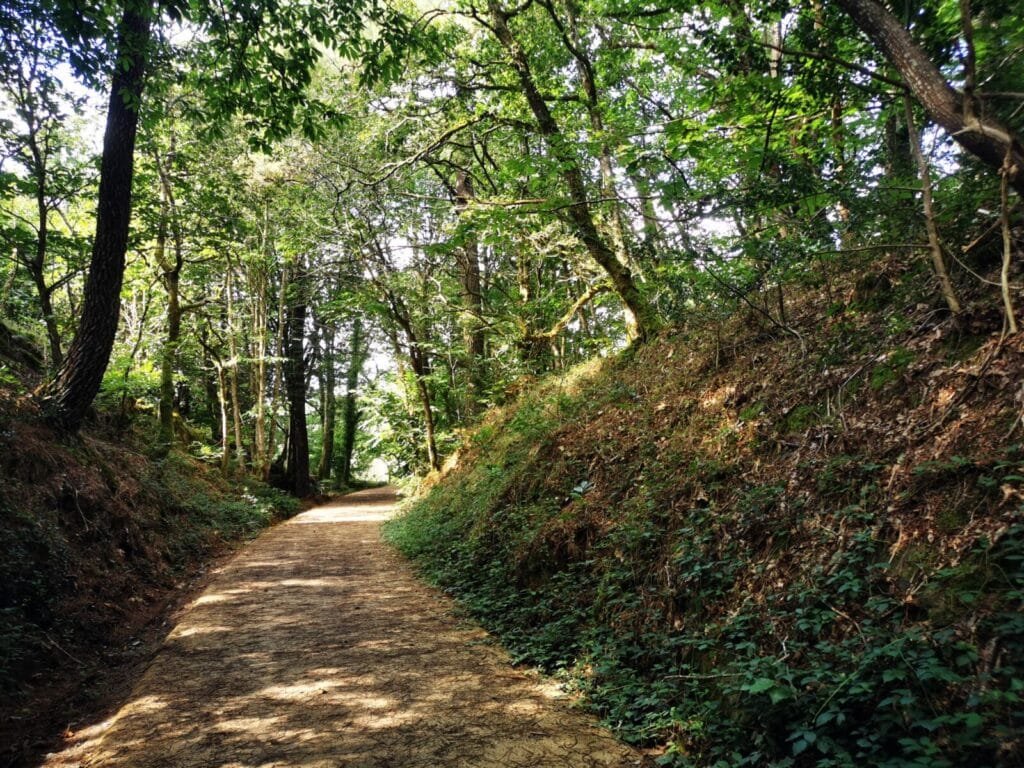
[745,677,775,694]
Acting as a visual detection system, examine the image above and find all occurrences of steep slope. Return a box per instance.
[0,384,297,766]
[386,267,1024,767]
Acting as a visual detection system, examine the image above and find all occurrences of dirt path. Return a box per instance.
[43,488,645,768]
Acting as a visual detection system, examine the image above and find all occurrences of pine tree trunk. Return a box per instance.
[38,4,151,430]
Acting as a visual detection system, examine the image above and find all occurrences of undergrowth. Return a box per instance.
[0,417,297,701]
[386,295,1024,766]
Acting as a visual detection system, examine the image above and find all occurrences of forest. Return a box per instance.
[1,0,1023,765]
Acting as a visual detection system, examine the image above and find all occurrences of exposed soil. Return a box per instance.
[0,403,305,768]
[2,557,223,768]
[41,487,645,768]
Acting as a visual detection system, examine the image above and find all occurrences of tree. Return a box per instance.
[835,0,1024,194]
[337,314,368,485]
[282,259,311,496]
[38,0,152,430]
[37,0,412,431]
[482,0,659,342]
[315,315,337,481]
[0,0,93,367]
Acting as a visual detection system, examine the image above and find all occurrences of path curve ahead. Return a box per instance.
[45,487,644,768]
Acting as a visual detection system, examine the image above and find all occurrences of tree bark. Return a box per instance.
[156,229,182,452]
[266,262,289,474]
[453,170,486,409]
[250,254,270,479]
[283,264,310,497]
[338,315,367,485]
[486,0,659,341]
[250,200,274,479]
[316,322,336,480]
[225,268,246,466]
[201,325,222,443]
[28,138,62,367]
[38,3,152,430]
[835,0,1024,193]
[217,363,230,475]
[155,144,184,453]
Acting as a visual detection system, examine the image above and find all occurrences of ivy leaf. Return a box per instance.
[745,677,775,694]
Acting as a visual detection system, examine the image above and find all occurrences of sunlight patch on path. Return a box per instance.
[42,486,646,768]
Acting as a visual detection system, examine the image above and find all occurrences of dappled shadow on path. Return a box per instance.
[43,488,643,768]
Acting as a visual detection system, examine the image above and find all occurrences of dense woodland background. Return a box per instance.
[1,0,1024,765]
[0,0,1021,483]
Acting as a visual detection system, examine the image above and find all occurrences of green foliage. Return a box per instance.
[386,356,1024,766]
[0,439,294,698]
[99,354,161,406]
[781,403,824,433]
[152,452,297,562]
[0,362,23,391]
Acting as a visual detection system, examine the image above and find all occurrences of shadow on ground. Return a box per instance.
[43,488,644,768]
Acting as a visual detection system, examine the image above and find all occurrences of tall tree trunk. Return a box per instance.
[250,260,269,478]
[38,3,152,430]
[835,0,1024,193]
[217,363,230,476]
[156,223,182,453]
[155,144,184,454]
[338,315,367,485]
[316,323,336,481]
[486,0,658,341]
[225,268,245,465]
[412,369,439,473]
[28,146,62,367]
[454,170,486,410]
[201,326,222,443]
[17,76,64,368]
[283,265,310,497]
[515,248,550,370]
[267,263,289,475]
